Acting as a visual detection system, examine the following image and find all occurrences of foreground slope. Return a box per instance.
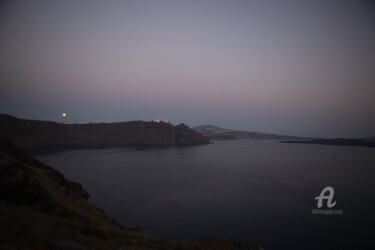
[0,114,209,150]
[0,138,262,249]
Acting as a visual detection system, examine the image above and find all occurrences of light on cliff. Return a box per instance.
[61,113,67,117]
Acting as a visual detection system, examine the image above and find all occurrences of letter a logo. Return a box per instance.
[315,186,337,208]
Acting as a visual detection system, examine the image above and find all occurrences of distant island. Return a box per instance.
[0,114,209,152]
[281,138,375,148]
[193,124,314,141]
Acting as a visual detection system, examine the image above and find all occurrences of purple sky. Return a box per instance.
[1,0,374,137]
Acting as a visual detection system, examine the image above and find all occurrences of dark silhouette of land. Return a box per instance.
[0,114,209,152]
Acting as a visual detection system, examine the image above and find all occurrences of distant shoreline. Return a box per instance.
[281,138,375,148]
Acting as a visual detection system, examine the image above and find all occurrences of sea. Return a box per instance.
[34,139,375,250]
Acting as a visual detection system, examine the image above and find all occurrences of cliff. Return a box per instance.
[0,138,262,249]
[0,114,209,150]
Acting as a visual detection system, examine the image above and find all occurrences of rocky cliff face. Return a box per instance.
[0,114,209,150]
[0,138,262,250]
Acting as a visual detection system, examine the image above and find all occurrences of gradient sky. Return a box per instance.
[0,0,374,137]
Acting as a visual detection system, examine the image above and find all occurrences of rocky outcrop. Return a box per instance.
[0,114,209,150]
[0,138,88,208]
[0,138,262,250]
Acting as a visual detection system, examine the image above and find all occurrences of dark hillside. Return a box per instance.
[0,114,209,151]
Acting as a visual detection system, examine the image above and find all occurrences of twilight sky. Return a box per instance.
[0,0,374,137]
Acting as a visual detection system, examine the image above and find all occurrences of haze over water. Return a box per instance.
[35,140,375,250]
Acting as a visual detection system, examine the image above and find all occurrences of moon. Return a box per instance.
[61,113,67,117]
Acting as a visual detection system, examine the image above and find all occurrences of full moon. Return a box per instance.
[61,113,67,117]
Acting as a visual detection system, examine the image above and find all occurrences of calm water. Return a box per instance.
[35,140,375,249]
